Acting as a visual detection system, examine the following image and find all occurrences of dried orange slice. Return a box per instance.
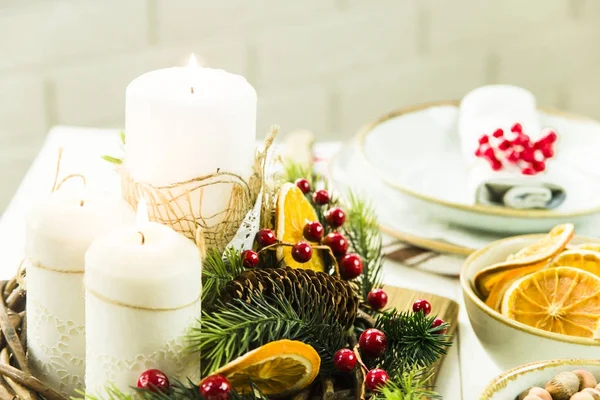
[501,267,600,338]
[276,183,325,272]
[575,243,600,253]
[212,340,320,396]
[507,224,574,263]
[474,224,575,310]
[550,249,600,278]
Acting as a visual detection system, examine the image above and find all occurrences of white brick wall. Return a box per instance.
[0,0,600,211]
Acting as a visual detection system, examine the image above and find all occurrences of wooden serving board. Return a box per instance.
[383,285,459,384]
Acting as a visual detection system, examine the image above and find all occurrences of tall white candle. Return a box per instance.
[124,57,257,231]
[25,189,135,396]
[84,222,201,395]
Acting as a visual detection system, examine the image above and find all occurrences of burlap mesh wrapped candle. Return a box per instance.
[25,189,135,396]
[122,60,260,253]
[84,222,201,395]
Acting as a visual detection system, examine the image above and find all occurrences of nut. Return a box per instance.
[545,372,581,400]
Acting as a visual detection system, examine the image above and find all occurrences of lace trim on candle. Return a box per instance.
[27,297,85,394]
[121,127,278,254]
[86,336,199,390]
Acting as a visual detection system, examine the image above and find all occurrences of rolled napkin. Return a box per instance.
[459,85,566,209]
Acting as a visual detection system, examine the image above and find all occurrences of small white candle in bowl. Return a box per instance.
[25,188,135,396]
[84,221,201,395]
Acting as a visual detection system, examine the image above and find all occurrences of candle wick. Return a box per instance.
[138,231,145,245]
[190,86,194,94]
[80,200,84,207]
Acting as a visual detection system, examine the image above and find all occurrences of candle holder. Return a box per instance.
[120,127,278,254]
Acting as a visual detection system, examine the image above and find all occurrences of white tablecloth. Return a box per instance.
[0,126,505,399]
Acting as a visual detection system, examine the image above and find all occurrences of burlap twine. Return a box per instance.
[121,126,279,253]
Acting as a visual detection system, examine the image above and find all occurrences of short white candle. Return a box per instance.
[124,56,257,228]
[25,189,135,396]
[84,222,201,395]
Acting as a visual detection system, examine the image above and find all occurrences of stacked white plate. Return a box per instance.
[328,101,600,258]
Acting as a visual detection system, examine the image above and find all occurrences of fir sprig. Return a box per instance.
[342,193,384,302]
[189,288,346,376]
[82,379,268,400]
[372,367,440,400]
[374,309,452,373]
[201,248,245,309]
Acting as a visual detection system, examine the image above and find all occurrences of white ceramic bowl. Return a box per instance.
[356,101,600,234]
[461,234,600,370]
[480,359,600,400]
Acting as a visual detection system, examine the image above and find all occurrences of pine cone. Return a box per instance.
[222,267,358,329]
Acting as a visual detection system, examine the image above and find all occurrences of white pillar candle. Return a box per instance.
[25,189,135,396]
[84,222,201,395]
[124,57,257,242]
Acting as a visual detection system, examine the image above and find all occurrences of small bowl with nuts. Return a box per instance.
[480,359,600,400]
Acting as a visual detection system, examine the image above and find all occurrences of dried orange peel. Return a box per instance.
[474,223,574,310]
[211,339,321,396]
[501,266,600,338]
[275,183,325,272]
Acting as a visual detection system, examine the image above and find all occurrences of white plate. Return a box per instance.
[329,142,600,259]
[356,101,600,234]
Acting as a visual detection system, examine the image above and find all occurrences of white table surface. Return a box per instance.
[0,126,504,400]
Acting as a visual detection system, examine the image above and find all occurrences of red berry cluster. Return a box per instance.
[333,328,390,392]
[413,299,447,334]
[474,123,557,175]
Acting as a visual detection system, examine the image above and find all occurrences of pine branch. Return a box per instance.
[342,193,384,302]
[201,248,245,309]
[372,366,440,400]
[373,309,452,372]
[82,379,267,400]
[189,287,346,376]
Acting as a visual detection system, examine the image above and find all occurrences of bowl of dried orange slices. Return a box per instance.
[461,223,600,369]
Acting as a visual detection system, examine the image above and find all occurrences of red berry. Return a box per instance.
[522,167,535,175]
[241,250,259,268]
[303,221,324,242]
[295,178,311,194]
[489,159,502,171]
[412,299,432,315]
[137,369,170,393]
[492,128,504,138]
[333,348,357,373]
[478,135,489,144]
[507,151,520,164]
[367,289,388,310]
[359,328,387,358]
[498,139,511,151]
[521,148,535,162]
[544,130,558,143]
[256,229,276,247]
[365,369,389,392]
[511,123,523,134]
[313,189,330,205]
[199,375,232,400]
[474,147,482,157]
[432,318,447,335]
[532,160,546,172]
[292,241,313,263]
[322,232,349,257]
[325,207,346,228]
[483,147,495,158]
[340,253,363,279]
[541,145,554,158]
